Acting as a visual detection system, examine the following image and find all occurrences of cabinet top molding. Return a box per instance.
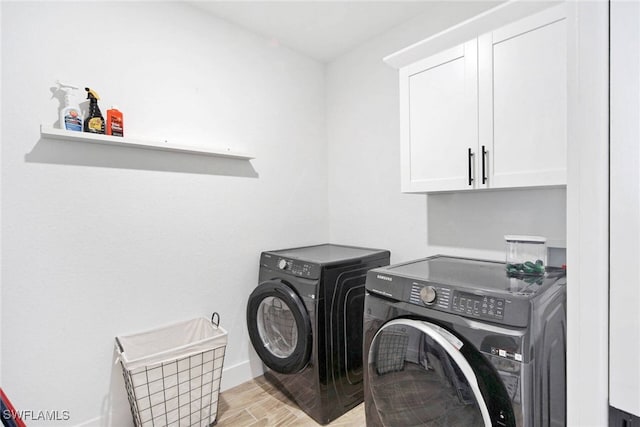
[383,0,565,69]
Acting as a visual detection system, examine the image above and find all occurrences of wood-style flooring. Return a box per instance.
[215,375,365,426]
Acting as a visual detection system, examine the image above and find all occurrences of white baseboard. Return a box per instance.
[220,358,265,392]
[72,416,102,427]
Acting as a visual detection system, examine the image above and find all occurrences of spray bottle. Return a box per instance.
[84,87,105,134]
[56,81,83,132]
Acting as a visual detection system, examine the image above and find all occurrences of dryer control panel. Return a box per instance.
[261,253,321,279]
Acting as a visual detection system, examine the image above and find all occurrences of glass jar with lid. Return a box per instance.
[504,235,547,276]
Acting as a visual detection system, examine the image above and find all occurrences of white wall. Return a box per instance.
[1,2,327,426]
[610,0,640,417]
[326,2,567,263]
[0,0,3,388]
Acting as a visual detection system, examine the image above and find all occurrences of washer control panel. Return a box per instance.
[452,291,505,321]
[365,256,551,327]
[408,284,506,321]
[410,283,452,311]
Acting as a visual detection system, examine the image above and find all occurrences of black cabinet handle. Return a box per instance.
[468,148,474,186]
[482,145,487,184]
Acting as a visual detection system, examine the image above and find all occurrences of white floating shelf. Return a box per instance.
[40,125,254,160]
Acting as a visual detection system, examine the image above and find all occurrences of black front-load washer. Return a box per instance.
[363,255,567,427]
[247,244,390,425]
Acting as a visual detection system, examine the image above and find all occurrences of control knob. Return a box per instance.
[420,286,437,304]
[278,259,288,270]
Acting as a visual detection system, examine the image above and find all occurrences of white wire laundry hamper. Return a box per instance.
[116,313,227,427]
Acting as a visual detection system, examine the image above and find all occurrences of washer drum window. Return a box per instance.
[246,280,312,374]
[257,296,299,359]
[368,320,492,427]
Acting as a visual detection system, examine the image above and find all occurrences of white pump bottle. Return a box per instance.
[57,81,83,132]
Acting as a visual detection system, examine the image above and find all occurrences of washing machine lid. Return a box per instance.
[268,244,388,265]
[385,256,564,294]
[367,319,515,427]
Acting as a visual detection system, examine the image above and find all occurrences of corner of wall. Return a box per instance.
[321,61,332,243]
[0,0,4,387]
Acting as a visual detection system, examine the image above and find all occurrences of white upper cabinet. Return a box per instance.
[401,40,478,192]
[479,6,567,189]
[391,4,567,193]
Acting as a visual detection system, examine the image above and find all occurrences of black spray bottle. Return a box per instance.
[84,87,105,134]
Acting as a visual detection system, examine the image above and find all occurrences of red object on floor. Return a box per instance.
[0,388,26,427]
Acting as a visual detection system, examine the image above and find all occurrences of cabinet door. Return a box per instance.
[479,5,567,189]
[400,40,478,193]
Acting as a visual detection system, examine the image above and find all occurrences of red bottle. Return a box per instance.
[106,107,124,137]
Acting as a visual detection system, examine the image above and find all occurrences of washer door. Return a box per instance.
[368,319,502,427]
[246,280,312,374]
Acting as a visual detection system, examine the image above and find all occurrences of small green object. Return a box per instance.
[524,275,544,285]
[507,261,547,277]
[506,263,521,277]
[507,260,543,275]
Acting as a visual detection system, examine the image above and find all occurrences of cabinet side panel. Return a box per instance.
[610,0,640,417]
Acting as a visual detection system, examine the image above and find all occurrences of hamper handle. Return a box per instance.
[115,337,124,353]
[116,337,124,353]
[211,312,221,328]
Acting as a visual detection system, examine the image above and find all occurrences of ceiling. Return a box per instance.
[187,1,450,62]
